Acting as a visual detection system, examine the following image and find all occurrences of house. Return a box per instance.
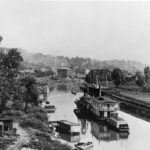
[0,117,14,136]
[57,67,74,78]
[75,68,86,78]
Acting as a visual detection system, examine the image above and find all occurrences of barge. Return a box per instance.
[57,120,80,135]
[107,113,129,132]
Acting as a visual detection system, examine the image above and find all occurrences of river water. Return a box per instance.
[47,85,150,150]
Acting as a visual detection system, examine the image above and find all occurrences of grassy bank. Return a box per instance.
[19,106,72,150]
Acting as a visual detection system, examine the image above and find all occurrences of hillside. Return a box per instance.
[0,47,147,73]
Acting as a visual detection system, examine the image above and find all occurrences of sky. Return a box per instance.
[0,0,150,64]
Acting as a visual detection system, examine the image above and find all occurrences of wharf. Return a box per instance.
[103,90,150,109]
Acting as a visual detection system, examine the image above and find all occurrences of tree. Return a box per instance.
[136,76,144,88]
[20,75,38,112]
[111,68,124,87]
[0,48,23,112]
[135,71,144,88]
[144,66,150,82]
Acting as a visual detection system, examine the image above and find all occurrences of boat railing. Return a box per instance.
[99,107,119,111]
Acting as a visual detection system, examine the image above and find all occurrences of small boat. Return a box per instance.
[75,141,93,150]
[45,105,56,113]
[108,115,129,132]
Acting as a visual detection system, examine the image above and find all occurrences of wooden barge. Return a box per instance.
[56,120,80,135]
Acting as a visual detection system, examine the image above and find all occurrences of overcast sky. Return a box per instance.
[0,0,150,64]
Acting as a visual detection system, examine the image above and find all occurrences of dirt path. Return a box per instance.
[7,123,30,150]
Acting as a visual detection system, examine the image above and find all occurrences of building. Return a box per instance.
[57,67,74,78]
[75,68,86,78]
[0,117,14,136]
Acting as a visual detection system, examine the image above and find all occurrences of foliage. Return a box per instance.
[136,76,144,88]
[27,107,48,123]
[20,75,39,112]
[111,68,124,87]
[0,49,23,112]
[28,133,72,150]
[20,117,50,132]
[135,71,143,78]
[35,69,54,77]
[144,66,150,82]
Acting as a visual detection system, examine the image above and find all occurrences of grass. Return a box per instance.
[27,132,72,150]
[20,117,50,133]
[27,106,48,123]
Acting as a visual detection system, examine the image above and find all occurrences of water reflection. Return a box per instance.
[48,91,150,150]
[74,109,129,142]
[80,119,89,135]
[56,84,68,92]
[59,133,80,143]
[49,84,69,95]
[91,122,129,141]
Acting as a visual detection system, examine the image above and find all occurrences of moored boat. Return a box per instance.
[45,104,56,113]
[108,113,129,132]
[57,120,80,135]
[75,141,93,150]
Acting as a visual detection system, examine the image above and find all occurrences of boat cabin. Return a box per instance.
[91,97,119,119]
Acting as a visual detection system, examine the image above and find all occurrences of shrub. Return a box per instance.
[27,107,48,123]
[20,117,50,132]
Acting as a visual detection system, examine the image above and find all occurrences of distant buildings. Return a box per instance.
[75,68,89,78]
[57,67,74,78]
[19,68,35,74]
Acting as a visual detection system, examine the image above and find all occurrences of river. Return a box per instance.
[47,85,150,150]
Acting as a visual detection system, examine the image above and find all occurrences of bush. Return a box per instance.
[20,117,50,132]
[12,100,24,111]
[27,107,48,123]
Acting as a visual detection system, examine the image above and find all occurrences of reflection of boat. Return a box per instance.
[108,114,129,132]
[59,132,80,143]
[75,141,93,150]
[57,120,80,135]
[91,121,129,141]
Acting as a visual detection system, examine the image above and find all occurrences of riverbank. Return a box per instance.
[104,88,150,109]
[3,106,72,150]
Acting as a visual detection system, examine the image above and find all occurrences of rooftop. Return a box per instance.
[93,97,119,104]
